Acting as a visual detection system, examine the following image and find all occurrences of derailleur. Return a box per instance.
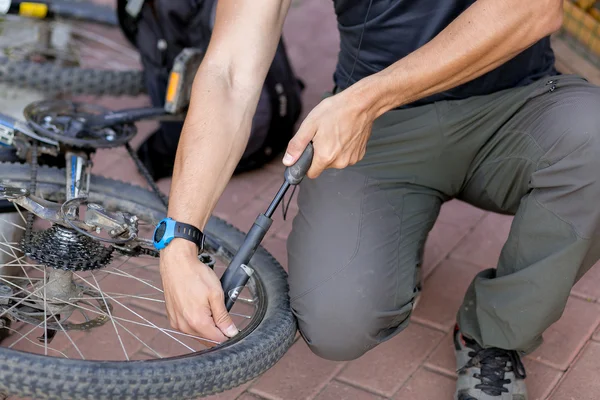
[0,185,141,245]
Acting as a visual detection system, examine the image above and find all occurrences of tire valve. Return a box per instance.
[226,264,254,304]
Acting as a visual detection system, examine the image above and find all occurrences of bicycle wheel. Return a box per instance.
[0,162,296,399]
[0,1,145,96]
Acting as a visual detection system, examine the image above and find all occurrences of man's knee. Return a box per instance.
[291,287,414,361]
[532,108,600,238]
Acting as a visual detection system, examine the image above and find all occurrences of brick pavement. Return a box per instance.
[4,0,600,399]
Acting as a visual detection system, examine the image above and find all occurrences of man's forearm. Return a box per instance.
[357,0,563,116]
[166,67,258,235]
[161,0,290,257]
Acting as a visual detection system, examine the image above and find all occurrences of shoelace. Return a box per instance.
[459,344,527,396]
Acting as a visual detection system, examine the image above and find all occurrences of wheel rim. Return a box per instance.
[0,16,140,71]
[0,182,267,362]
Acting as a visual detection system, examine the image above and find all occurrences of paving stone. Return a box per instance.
[412,259,485,332]
[422,221,473,279]
[548,341,600,400]
[450,212,513,268]
[571,260,600,301]
[95,156,148,188]
[213,174,283,221]
[522,359,563,400]
[226,197,287,238]
[315,381,383,400]
[336,323,444,397]
[392,368,455,400]
[437,199,486,227]
[257,178,299,212]
[528,296,600,371]
[249,339,345,400]
[2,321,79,359]
[234,394,264,400]
[424,332,456,377]
[202,381,255,400]
[64,324,145,361]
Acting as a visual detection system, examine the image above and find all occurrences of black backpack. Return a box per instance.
[117,0,304,178]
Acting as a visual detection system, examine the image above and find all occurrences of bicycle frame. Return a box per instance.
[1,0,119,26]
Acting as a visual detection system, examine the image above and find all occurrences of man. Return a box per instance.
[158,0,600,398]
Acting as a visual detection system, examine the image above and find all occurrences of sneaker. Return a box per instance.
[454,325,527,400]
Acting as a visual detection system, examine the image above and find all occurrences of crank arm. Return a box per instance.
[0,113,59,147]
[76,107,168,130]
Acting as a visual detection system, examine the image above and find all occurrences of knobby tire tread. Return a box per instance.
[0,60,146,97]
[0,162,296,399]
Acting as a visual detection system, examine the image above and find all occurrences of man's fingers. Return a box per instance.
[209,293,239,338]
[186,313,229,343]
[283,120,315,166]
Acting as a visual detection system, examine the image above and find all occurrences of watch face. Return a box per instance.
[154,221,167,243]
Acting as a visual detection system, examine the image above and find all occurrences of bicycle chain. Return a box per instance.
[125,142,169,209]
[24,142,38,245]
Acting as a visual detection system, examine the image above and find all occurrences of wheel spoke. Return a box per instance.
[0,254,45,272]
[0,275,43,281]
[112,318,163,359]
[13,204,27,224]
[91,274,129,361]
[74,273,213,349]
[0,275,60,320]
[84,293,164,303]
[235,297,256,305]
[51,314,85,359]
[8,319,46,349]
[108,267,163,294]
[44,296,211,342]
[43,267,47,355]
[230,312,252,319]
[6,324,68,357]
[85,256,132,286]
[0,231,34,289]
[0,217,25,231]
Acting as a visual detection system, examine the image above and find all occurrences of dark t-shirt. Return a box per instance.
[333,0,557,107]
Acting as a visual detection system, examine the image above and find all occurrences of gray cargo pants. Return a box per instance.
[286,74,600,361]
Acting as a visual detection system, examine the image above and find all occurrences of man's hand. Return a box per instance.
[160,241,238,343]
[282,87,376,179]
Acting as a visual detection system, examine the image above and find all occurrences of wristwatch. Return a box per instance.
[152,217,205,251]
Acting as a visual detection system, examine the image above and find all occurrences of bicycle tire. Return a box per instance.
[0,58,146,97]
[0,162,297,399]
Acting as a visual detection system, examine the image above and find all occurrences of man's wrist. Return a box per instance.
[351,74,408,119]
[162,238,199,259]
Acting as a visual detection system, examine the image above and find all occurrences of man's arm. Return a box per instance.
[170,0,291,233]
[283,0,564,176]
[160,0,291,342]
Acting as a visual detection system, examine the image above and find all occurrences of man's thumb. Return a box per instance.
[212,301,238,338]
[283,126,314,166]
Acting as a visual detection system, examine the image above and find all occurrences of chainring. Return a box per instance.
[23,100,136,149]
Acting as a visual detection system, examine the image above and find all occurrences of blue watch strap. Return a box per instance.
[153,217,204,251]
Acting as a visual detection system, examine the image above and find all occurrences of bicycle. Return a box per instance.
[0,0,145,97]
[0,47,301,399]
